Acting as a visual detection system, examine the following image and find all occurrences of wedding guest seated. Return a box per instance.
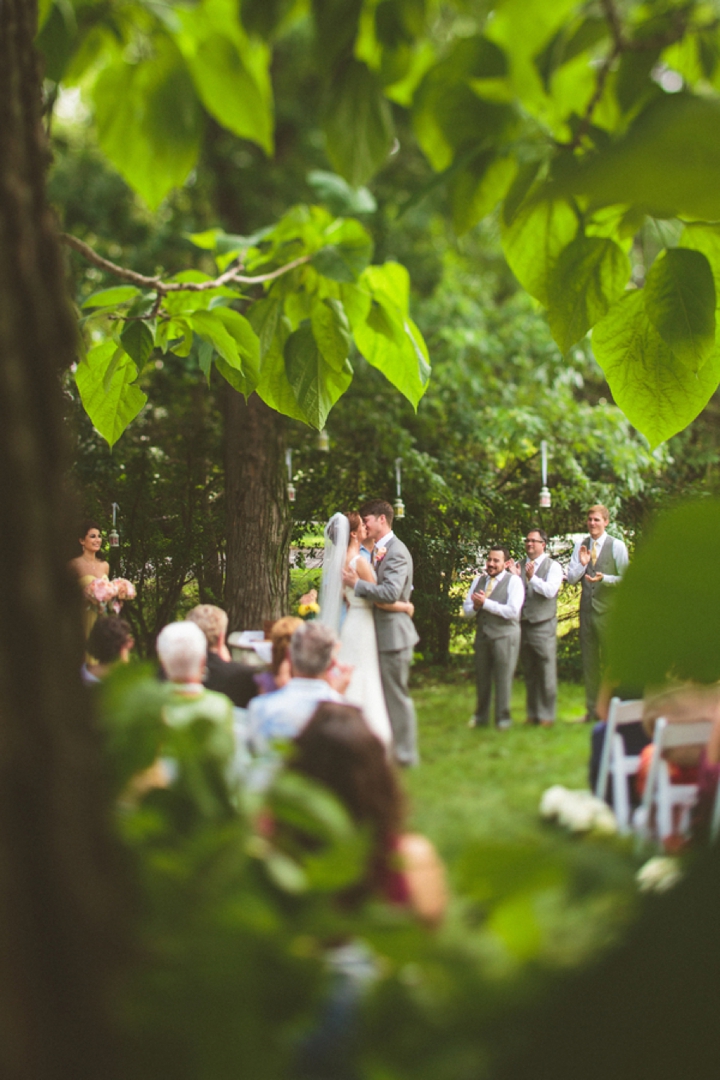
[288,702,448,924]
[635,682,720,797]
[81,616,134,684]
[247,622,352,747]
[254,615,303,695]
[185,604,258,708]
[156,621,234,734]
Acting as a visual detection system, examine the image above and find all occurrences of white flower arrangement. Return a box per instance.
[636,856,684,894]
[539,785,618,835]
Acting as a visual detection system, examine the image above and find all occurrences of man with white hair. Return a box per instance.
[247,621,352,746]
[185,604,257,707]
[156,621,235,732]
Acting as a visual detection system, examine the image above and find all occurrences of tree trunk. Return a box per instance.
[224,390,291,630]
[0,4,127,1077]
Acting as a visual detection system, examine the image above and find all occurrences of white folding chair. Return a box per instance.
[594,697,644,834]
[634,717,713,846]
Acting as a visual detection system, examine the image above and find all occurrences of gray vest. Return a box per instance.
[521,557,559,624]
[579,534,620,617]
[475,573,519,640]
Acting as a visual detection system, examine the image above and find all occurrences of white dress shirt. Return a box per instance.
[462,569,524,621]
[566,531,629,585]
[374,530,395,552]
[524,552,563,598]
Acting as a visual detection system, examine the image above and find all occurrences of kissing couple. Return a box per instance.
[319,499,420,766]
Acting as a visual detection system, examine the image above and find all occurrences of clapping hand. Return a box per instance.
[525,560,535,580]
[578,544,591,566]
[507,559,520,576]
[472,590,486,609]
[585,570,604,583]
[327,660,353,695]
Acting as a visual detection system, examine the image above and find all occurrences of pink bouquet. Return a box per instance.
[84,577,136,614]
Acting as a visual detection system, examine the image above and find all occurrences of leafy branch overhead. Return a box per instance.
[40,0,720,446]
[68,207,431,445]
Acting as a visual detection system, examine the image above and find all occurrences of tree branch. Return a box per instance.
[60,233,311,294]
[557,0,708,152]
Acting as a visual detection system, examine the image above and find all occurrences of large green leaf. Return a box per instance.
[189,309,259,396]
[501,195,578,305]
[255,340,311,424]
[35,0,77,82]
[75,340,147,446]
[82,286,141,310]
[450,152,517,235]
[93,37,202,210]
[248,296,283,359]
[175,16,273,155]
[310,299,351,371]
[120,320,155,368]
[212,307,260,395]
[348,263,431,409]
[592,290,720,448]
[324,60,394,187]
[306,170,377,216]
[414,81,515,173]
[564,93,720,220]
[546,236,630,353]
[680,222,720,299]
[644,248,716,373]
[284,323,353,430]
[607,501,720,686]
[310,219,374,282]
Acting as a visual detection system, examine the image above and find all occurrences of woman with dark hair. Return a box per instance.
[289,703,446,923]
[69,520,111,639]
[81,616,134,684]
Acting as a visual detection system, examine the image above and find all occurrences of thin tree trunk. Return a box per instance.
[224,390,291,630]
[0,4,126,1077]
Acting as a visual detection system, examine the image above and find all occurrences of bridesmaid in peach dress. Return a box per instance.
[68,520,111,639]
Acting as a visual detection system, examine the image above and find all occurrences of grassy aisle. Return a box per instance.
[406,676,588,859]
[403,672,641,968]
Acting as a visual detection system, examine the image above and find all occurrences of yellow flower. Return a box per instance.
[298,602,320,617]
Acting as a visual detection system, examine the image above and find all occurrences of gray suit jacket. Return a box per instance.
[354,536,420,653]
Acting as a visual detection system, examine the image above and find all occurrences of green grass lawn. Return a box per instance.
[407,675,587,856]
[402,670,642,970]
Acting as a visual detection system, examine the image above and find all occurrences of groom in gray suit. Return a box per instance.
[342,498,420,765]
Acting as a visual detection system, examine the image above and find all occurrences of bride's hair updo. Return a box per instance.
[346,511,362,536]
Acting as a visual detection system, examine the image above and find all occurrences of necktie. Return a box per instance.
[590,541,598,567]
[486,577,495,596]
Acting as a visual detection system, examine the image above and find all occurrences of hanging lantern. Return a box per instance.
[286,448,296,502]
[539,441,551,508]
[109,502,120,546]
[317,429,330,453]
[394,457,406,519]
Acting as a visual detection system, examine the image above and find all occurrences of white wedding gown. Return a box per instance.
[339,558,393,747]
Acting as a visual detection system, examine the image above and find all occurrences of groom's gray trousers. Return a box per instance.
[378,646,418,766]
[354,536,420,766]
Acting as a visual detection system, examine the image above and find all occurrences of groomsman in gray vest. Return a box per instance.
[567,505,629,722]
[463,546,523,730]
[512,528,563,727]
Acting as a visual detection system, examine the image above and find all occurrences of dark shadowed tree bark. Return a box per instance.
[0,2,126,1076]
[224,389,291,630]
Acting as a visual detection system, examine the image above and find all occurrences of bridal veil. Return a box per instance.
[318,512,349,634]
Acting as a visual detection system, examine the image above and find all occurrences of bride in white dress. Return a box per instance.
[319,512,414,748]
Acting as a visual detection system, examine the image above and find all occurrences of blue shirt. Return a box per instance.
[247,678,343,748]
